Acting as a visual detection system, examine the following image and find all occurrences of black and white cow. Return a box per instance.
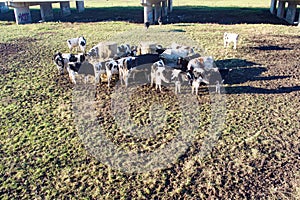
[191,76,209,95]
[67,36,86,53]
[135,53,161,66]
[117,56,138,87]
[150,60,165,89]
[117,44,137,58]
[176,57,189,72]
[67,61,96,84]
[171,69,189,94]
[53,52,67,75]
[105,59,119,87]
[53,52,86,75]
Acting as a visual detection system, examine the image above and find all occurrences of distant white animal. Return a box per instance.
[224,32,239,50]
[67,36,86,53]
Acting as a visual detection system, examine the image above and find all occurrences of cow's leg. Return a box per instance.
[107,71,112,87]
[151,73,155,87]
[107,76,111,87]
[124,74,129,88]
[70,73,76,84]
[174,82,179,94]
[119,70,123,85]
[95,72,100,84]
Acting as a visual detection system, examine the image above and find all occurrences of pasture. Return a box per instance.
[0,0,299,199]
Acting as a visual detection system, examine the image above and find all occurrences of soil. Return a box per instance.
[0,23,299,199]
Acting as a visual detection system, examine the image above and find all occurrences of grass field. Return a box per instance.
[0,0,300,199]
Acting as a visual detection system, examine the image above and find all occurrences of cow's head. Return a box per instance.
[79,36,86,46]
[53,52,65,74]
[105,60,119,72]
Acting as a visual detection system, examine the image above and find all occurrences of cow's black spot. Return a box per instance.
[69,54,78,62]
[79,55,85,62]
[69,63,81,72]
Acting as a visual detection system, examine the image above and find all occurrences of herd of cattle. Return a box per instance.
[53,36,234,95]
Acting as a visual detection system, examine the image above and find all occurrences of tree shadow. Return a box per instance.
[0,6,289,25]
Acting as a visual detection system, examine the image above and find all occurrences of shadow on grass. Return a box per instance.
[251,46,293,51]
[0,6,288,25]
[215,59,297,94]
[216,58,291,85]
[225,85,300,94]
[215,59,264,85]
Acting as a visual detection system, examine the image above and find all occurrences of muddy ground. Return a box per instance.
[0,10,299,200]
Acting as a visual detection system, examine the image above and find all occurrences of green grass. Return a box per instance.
[0,0,300,199]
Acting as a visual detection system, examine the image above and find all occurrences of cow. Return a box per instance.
[67,61,97,84]
[105,59,119,87]
[118,56,137,87]
[191,77,209,95]
[151,60,189,94]
[224,32,239,50]
[67,36,86,53]
[53,52,86,75]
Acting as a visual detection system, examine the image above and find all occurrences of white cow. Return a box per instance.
[224,32,239,50]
